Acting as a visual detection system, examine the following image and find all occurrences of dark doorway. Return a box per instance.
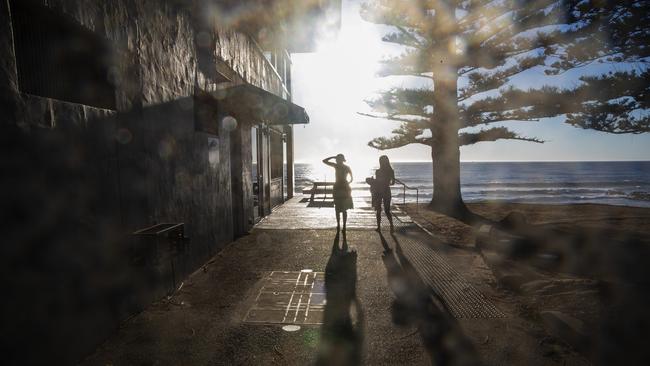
[270,128,284,208]
[251,126,261,222]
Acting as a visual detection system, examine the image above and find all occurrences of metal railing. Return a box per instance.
[248,37,291,100]
[394,178,419,212]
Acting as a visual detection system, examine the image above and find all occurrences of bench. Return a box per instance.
[302,181,335,204]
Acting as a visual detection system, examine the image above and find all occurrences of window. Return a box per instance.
[10,0,117,109]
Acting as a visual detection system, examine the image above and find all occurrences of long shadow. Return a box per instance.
[316,231,364,366]
[379,232,481,366]
[308,201,335,208]
[299,197,335,208]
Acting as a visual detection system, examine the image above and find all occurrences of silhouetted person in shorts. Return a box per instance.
[374,155,395,232]
[323,154,353,231]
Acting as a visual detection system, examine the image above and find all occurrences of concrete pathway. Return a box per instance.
[255,196,378,229]
[82,195,589,365]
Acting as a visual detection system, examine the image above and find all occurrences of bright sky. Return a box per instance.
[291,0,650,164]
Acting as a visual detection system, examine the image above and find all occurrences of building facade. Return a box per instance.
[0,0,339,364]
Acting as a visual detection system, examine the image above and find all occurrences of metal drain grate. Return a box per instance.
[392,223,506,319]
[244,271,326,325]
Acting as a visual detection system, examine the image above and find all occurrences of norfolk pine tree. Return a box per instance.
[360,0,650,217]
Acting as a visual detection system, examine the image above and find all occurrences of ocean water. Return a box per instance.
[295,161,650,208]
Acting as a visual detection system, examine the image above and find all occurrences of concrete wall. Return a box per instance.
[0,1,288,364]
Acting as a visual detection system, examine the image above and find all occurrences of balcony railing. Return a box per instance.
[251,38,291,100]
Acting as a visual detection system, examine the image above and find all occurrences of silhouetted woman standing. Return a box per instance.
[323,154,354,231]
[374,155,395,231]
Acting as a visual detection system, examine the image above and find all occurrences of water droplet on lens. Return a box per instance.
[282,325,301,332]
[222,115,237,131]
[115,128,132,144]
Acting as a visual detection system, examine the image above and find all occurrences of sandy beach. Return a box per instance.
[403,202,650,363]
[405,202,650,246]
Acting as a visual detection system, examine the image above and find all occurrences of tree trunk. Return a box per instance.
[428,50,469,218]
[429,124,469,218]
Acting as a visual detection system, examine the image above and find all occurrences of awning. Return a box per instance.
[214,84,309,125]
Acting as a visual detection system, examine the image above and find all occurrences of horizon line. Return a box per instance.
[294,159,650,163]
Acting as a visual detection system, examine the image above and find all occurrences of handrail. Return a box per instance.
[393,178,419,212]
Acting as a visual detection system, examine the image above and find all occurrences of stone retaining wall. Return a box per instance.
[0,1,287,364]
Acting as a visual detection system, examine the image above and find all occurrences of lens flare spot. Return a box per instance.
[115,128,132,144]
[222,115,238,131]
[158,137,176,160]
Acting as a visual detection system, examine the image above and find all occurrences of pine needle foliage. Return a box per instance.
[361,0,650,150]
[359,0,650,212]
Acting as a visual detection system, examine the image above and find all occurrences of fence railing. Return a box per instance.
[394,178,419,212]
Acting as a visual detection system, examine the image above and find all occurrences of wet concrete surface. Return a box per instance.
[255,196,379,229]
[82,229,427,365]
[82,196,589,365]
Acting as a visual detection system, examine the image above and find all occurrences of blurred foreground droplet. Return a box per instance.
[222,115,237,131]
[179,97,193,111]
[256,232,271,246]
[282,325,301,332]
[158,138,175,159]
[196,31,211,48]
[107,66,121,86]
[115,128,132,144]
[258,28,269,43]
[272,103,288,119]
[213,89,227,100]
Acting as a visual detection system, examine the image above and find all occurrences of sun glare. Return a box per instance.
[305,157,377,183]
[292,1,424,165]
[304,16,385,108]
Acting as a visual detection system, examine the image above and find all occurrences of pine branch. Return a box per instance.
[380,26,426,48]
[462,70,650,133]
[464,116,541,127]
[564,70,650,134]
[458,127,544,146]
[368,135,431,149]
[567,112,650,134]
[476,1,566,51]
[360,0,650,152]
[377,49,433,77]
[459,51,547,99]
[357,112,431,126]
[365,87,435,115]
[360,0,434,30]
[368,121,430,149]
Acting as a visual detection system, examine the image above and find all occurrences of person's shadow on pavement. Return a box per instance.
[316,231,364,366]
[379,232,481,366]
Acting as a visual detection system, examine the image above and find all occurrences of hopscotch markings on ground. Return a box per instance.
[244,271,326,325]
